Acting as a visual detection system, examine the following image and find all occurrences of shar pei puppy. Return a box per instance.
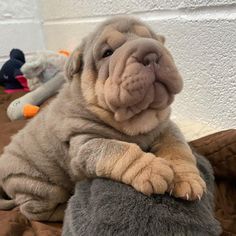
[0,16,206,221]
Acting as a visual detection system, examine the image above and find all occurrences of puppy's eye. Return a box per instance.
[102,49,113,58]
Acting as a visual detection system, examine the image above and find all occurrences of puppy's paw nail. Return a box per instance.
[197,194,201,201]
[186,193,189,200]
[169,189,173,196]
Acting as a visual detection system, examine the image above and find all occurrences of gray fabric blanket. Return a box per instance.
[62,154,221,236]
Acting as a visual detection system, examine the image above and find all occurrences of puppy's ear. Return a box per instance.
[156,34,165,44]
[65,47,82,81]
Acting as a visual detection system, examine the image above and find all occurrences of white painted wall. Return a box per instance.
[0,0,44,67]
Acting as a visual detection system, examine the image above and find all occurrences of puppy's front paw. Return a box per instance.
[170,170,206,201]
[123,154,174,196]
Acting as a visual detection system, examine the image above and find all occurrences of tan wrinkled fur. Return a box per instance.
[0,16,206,221]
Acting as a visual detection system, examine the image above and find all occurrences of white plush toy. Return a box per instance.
[7,51,68,121]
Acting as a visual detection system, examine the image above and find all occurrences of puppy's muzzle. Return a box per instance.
[108,38,162,98]
[104,38,182,121]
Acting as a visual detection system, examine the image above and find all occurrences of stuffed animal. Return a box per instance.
[22,50,68,91]
[0,49,29,93]
[7,51,68,121]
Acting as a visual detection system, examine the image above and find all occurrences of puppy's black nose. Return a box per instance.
[142,53,159,66]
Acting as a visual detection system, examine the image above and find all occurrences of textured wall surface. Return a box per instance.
[0,0,44,67]
[30,1,236,130]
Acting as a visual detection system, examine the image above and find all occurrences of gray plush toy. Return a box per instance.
[7,51,67,121]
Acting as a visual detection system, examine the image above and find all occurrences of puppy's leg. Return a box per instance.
[151,122,206,200]
[3,176,70,221]
[20,198,66,221]
[69,136,174,196]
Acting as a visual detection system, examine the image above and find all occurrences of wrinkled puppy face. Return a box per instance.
[67,17,183,135]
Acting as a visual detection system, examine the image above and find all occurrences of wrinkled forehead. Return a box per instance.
[101,24,152,45]
[86,19,155,51]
